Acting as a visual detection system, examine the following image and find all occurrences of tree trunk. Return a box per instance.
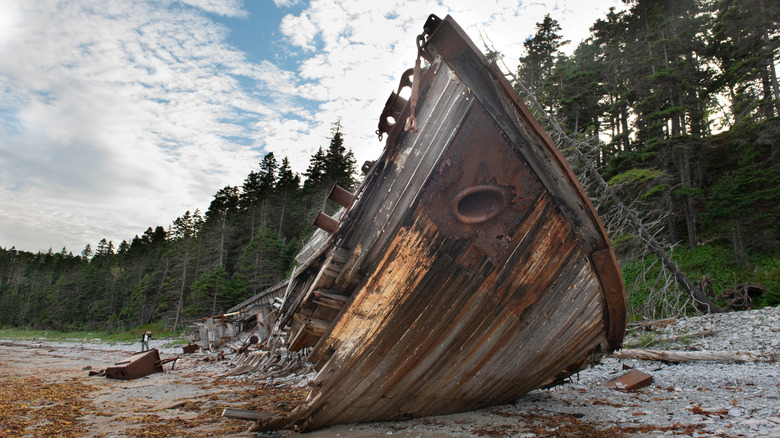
[173,249,189,332]
[677,146,697,249]
[278,191,287,236]
[759,0,780,117]
[250,206,256,240]
[219,213,226,267]
[253,250,259,295]
[148,257,169,325]
[762,68,775,119]
[620,104,630,151]
[138,269,146,326]
[212,277,220,315]
[769,58,780,117]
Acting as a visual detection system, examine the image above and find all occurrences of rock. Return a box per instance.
[729,407,748,418]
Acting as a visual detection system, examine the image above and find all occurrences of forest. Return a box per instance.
[1,0,778,331]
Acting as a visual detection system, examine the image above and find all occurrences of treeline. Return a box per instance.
[2,0,779,330]
[512,0,779,258]
[0,123,357,330]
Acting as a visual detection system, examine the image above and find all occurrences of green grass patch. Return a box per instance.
[622,242,780,315]
[0,322,186,344]
[0,328,107,342]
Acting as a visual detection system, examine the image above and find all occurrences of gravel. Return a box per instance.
[3,306,777,437]
[289,306,780,437]
[482,305,780,437]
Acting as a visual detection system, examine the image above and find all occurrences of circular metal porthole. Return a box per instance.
[452,185,507,224]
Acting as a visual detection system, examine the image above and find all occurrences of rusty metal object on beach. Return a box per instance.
[605,369,654,391]
[105,349,164,380]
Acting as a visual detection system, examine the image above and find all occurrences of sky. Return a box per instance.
[0,0,626,254]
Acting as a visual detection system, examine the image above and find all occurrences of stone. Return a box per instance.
[729,407,748,418]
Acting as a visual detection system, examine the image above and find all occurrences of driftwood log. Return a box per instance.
[611,349,777,363]
[629,317,678,330]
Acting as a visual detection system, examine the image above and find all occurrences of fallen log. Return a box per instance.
[611,349,777,363]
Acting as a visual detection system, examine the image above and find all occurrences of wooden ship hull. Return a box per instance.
[258,14,626,432]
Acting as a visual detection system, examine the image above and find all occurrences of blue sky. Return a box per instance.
[0,0,625,253]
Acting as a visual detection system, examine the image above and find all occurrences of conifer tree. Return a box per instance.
[518,14,569,106]
[323,120,358,190]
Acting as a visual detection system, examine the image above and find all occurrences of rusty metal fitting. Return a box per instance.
[328,184,356,209]
[312,211,339,234]
[451,185,507,225]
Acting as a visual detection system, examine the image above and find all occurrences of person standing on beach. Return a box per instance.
[141,330,152,351]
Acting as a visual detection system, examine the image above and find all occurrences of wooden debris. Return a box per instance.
[715,282,768,311]
[605,369,653,391]
[222,408,273,421]
[611,349,777,363]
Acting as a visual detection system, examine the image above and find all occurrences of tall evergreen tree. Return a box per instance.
[323,120,358,190]
[710,0,780,123]
[518,14,570,107]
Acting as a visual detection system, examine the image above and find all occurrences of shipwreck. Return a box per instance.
[234,14,627,432]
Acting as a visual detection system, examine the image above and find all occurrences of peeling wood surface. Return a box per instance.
[252,14,627,432]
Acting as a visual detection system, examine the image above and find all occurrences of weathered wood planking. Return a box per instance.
[254,14,626,432]
[285,194,604,428]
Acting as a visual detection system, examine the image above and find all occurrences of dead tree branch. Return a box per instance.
[485,48,722,314]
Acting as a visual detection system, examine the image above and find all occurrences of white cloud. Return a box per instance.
[0,0,303,252]
[0,0,627,253]
[280,13,320,51]
[177,0,247,17]
[273,0,302,7]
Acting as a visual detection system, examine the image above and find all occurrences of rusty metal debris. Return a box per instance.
[88,349,179,380]
[605,369,654,391]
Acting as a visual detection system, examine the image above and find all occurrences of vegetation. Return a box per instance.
[0,322,187,344]
[0,121,357,331]
[1,0,778,331]
[510,0,779,316]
